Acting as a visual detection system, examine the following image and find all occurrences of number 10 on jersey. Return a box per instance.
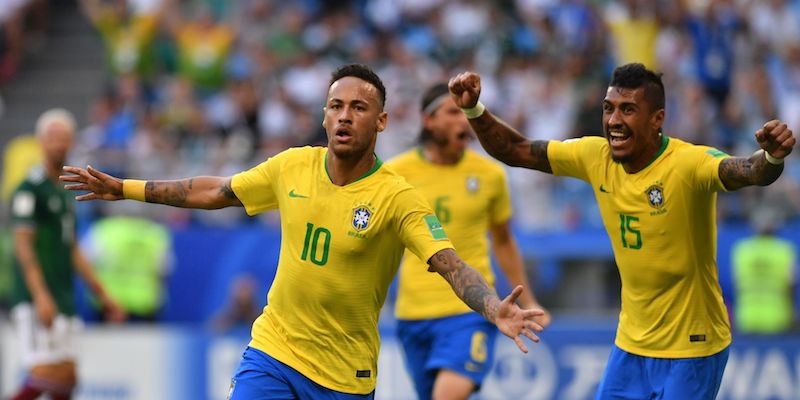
[301,222,331,266]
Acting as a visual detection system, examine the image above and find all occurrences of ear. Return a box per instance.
[651,108,665,132]
[422,113,435,132]
[376,111,388,133]
[321,107,327,128]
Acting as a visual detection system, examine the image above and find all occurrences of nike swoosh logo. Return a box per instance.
[599,185,610,193]
[289,189,309,198]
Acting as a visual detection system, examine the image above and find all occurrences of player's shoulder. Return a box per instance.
[464,149,506,173]
[554,135,608,151]
[375,161,417,192]
[14,166,46,193]
[384,148,420,170]
[668,137,730,160]
[265,146,325,168]
[278,145,324,160]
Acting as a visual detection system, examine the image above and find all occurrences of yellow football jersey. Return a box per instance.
[231,146,453,394]
[548,135,732,358]
[388,148,512,320]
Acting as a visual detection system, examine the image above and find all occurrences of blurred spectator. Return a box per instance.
[80,0,163,85]
[685,0,741,110]
[747,0,800,55]
[82,215,173,322]
[604,0,660,69]
[766,42,800,136]
[165,0,235,96]
[2,135,41,202]
[732,208,797,334]
[209,273,261,334]
[0,0,29,82]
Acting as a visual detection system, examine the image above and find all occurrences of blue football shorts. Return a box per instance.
[396,312,497,400]
[595,344,729,400]
[228,346,375,400]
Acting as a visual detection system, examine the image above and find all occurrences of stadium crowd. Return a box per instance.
[3,0,800,231]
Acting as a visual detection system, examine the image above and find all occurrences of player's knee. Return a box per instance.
[29,362,77,391]
[431,370,475,400]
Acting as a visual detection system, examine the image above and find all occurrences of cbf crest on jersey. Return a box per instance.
[352,205,373,231]
[646,184,665,209]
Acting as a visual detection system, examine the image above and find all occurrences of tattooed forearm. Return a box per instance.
[145,181,188,206]
[719,151,783,191]
[138,176,240,209]
[470,113,516,160]
[432,249,499,322]
[468,111,552,172]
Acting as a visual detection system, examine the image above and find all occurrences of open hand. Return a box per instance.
[755,120,795,159]
[60,165,124,201]
[526,302,552,328]
[496,285,546,353]
[448,72,482,109]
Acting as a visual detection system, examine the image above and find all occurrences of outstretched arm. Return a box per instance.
[490,221,551,327]
[448,72,553,173]
[720,120,795,191]
[428,248,545,353]
[60,165,243,209]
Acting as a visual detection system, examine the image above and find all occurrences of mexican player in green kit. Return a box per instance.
[60,64,546,399]
[10,109,125,400]
[448,63,795,399]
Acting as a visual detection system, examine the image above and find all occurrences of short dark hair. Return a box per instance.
[420,83,450,114]
[418,83,450,144]
[329,64,386,108]
[609,63,665,111]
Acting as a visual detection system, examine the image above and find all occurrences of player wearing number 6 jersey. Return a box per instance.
[387,83,551,400]
[448,63,796,400]
[61,64,546,399]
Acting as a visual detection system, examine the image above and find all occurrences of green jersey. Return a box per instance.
[10,167,77,315]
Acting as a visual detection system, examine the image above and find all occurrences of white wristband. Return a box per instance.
[461,101,486,119]
[765,151,784,165]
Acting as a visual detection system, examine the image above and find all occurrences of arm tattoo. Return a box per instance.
[220,180,237,199]
[470,114,516,161]
[469,112,552,172]
[529,140,553,173]
[145,181,188,206]
[719,152,783,191]
[435,250,498,321]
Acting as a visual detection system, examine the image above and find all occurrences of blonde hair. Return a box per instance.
[35,108,76,138]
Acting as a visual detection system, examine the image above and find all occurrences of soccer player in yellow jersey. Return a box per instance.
[448,63,796,400]
[60,64,545,399]
[386,83,551,400]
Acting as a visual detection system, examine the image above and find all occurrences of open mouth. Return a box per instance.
[608,130,631,146]
[335,127,352,141]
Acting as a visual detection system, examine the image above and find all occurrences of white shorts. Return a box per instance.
[11,303,83,367]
